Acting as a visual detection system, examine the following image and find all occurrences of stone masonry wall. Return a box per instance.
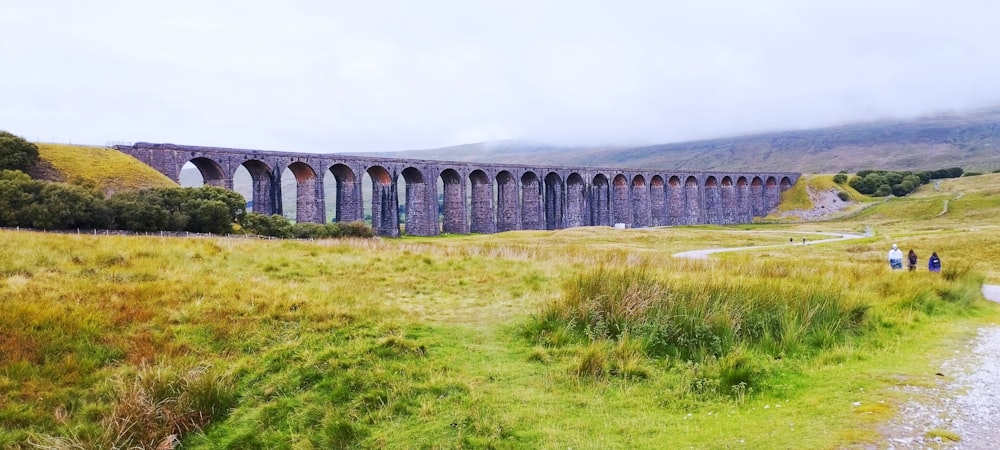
[116,142,799,237]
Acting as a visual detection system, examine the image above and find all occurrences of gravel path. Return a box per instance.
[878,285,1000,449]
[671,231,865,259]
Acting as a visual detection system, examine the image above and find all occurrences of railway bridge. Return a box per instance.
[116,142,799,237]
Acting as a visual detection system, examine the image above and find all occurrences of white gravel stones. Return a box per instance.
[880,286,1000,449]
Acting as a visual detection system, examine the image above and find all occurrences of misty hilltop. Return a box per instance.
[367,107,1000,173]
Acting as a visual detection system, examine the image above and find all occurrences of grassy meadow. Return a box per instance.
[2,173,1000,449]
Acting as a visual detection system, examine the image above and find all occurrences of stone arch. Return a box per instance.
[750,176,765,217]
[440,168,465,234]
[470,170,494,233]
[520,171,543,230]
[368,166,398,237]
[684,176,700,225]
[764,176,780,212]
[285,161,323,224]
[400,167,432,236]
[631,175,650,228]
[719,176,735,224]
[612,174,630,226]
[496,170,519,232]
[650,175,666,226]
[736,176,751,223]
[666,175,684,225]
[184,157,227,187]
[240,159,275,215]
[327,163,361,223]
[565,173,587,228]
[589,174,611,227]
[704,176,721,224]
[544,172,564,230]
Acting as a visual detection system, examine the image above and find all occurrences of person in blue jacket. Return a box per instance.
[928,252,941,273]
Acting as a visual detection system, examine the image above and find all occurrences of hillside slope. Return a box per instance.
[369,107,1000,173]
[32,143,176,195]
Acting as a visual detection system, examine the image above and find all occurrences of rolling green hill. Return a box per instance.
[369,107,1000,173]
[32,143,177,195]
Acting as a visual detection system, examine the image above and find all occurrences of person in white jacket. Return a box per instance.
[887,244,904,270]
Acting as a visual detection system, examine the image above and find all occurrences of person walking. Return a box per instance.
[907,250,918,271]
[888,244,904,270]
[928,252,942,273]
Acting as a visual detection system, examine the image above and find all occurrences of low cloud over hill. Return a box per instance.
[369,107,1000,173]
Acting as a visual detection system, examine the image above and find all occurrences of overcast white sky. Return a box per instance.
[2,0,1000,153]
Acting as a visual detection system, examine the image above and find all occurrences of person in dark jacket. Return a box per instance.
[907,250,918,271]
[928,252,941,273]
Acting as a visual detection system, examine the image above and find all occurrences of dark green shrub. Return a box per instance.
[241,212,293,238]
[0,131,39,173]
[0,170,111,229]
[109,186,246,234]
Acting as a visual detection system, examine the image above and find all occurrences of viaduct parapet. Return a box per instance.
[115,142,800,237]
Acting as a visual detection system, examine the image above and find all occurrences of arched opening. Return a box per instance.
[237,159,275,215]
[544,172,564,230]
[612,174,629,226]
[327,164,361,223]
[367,166,397,237]
[521,172,542,230]
[470,170,494,234]
[282,162,323,223]
[565,173,586,228]
[232,166,251,209]
[179,157,225,187]
[496,171,519,232]
[650,175,665,226]
[439,168,465,234]
[590,174,611,226]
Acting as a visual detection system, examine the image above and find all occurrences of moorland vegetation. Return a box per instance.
[2,132,1000,448]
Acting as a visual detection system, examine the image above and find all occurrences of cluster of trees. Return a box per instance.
[0,170,112,229]
[844,167,964,197]
[0,131,374,238]
[0,170,247,233]
[243,213,374,238]
[0,130,39,173]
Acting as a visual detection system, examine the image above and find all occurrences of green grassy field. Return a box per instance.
[2,167,1000,448]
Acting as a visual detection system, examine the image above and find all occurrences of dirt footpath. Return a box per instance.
[879,285,1000,449]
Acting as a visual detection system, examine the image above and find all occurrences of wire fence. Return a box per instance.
[0,226,282,240]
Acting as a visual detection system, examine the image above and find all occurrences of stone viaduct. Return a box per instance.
[115,142,799,237]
